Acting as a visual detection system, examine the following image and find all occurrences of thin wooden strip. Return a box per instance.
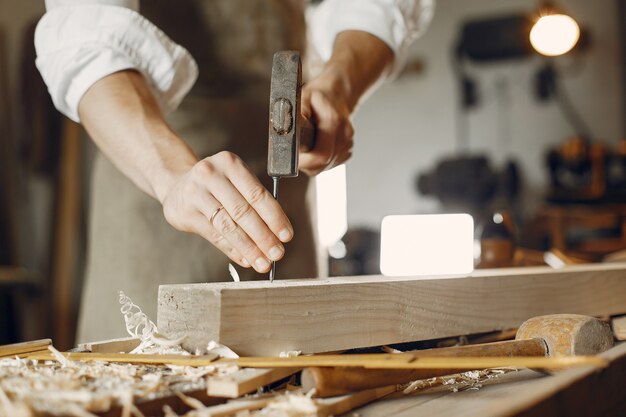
[77,337,141,353]
[0,339,51,358]
[234,356,607,370]
[24,351,607,370]
[207,367,300,398]
[26,351,220,366]
[185,398,271,417]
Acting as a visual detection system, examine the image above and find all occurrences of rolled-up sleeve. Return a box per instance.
[308,0,435,77]
[35,0,198,122]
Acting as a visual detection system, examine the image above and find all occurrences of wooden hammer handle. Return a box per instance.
[301,338,547,398]
[299,115,315,152]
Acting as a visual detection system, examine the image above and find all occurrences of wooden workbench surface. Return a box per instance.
[353,342,626,417]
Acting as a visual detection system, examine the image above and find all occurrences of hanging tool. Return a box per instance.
[267,51,316,282]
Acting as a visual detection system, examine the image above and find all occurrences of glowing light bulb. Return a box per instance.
[530,14,580,57]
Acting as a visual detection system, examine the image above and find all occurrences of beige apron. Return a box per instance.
[77,0,320,343]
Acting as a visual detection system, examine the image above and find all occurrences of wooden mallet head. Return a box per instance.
[516,314,614,356]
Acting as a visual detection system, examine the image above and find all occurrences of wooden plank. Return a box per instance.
[207,367,299,398]
[0,339,51,358]
[316,385,398,417]
[360,342,626,417]
[157,263,626,356]
[612,315,626,340]
[195,386,397,417]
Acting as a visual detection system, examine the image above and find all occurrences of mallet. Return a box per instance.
[301,314,614,397]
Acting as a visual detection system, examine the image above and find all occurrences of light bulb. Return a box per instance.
[530,14,580,56]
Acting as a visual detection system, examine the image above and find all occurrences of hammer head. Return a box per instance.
[516,314,614,356]
[268,51,305,178]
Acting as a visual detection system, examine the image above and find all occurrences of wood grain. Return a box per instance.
[157,263,626,356]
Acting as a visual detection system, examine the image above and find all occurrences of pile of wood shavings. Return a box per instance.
[0,349,237,417]
[0,292,240,417]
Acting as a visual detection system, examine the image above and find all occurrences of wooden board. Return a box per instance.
[354,342,626,417]
[207,367,299,398]
[157,263,626,356]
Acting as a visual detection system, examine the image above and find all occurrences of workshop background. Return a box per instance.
[1,0,625,349]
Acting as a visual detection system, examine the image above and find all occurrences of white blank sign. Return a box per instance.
[380,214,474,277]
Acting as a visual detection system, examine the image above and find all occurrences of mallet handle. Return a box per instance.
[302,338,547,398]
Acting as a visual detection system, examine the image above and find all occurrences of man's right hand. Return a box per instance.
[160,151,293,272]
[79,70,292,273]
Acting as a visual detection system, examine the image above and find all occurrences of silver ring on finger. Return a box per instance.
[209,206,225,224]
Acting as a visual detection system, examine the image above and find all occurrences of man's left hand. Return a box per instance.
[299,73,354,176]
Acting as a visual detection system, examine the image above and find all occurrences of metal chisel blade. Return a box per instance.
[269,177,280,283]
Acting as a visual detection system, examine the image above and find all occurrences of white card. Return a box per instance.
[380,214,475,277]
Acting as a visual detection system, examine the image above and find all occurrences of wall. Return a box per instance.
[346,0,624,229]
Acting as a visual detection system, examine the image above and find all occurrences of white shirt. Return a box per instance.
[35,0,434,122]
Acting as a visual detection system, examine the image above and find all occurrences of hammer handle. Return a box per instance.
[301,338,547,398]
[299,115,315,152]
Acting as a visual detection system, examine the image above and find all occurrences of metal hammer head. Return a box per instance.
[268,51,311,178]
[516,314,614,356]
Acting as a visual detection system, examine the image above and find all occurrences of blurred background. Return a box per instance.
[1,0,625,348]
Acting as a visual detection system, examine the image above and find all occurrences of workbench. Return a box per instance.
[3,262,626,416]
[354,342,626,417]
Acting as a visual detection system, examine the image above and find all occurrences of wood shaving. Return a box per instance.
[229,264,241,282]
[206,341,240,359]
[403,367,518,394]
[119,291,189,355]
[278,350,302,358]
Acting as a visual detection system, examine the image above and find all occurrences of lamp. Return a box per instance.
[530,2,581,56]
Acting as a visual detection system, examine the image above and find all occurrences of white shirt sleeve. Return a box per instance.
[308,0,435,77]
[35,0,198,122]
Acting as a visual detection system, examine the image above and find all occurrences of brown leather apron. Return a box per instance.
[77,0,320,343]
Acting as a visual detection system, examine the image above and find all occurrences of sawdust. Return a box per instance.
[0,345,244,416]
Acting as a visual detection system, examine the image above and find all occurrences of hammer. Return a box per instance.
[301,314,614,397]
[267,51,316,281]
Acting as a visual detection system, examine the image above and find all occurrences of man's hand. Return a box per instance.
[79,70,292,273]
[300,75,354,176]
[298,31,394,176]
[161,151,293,272]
